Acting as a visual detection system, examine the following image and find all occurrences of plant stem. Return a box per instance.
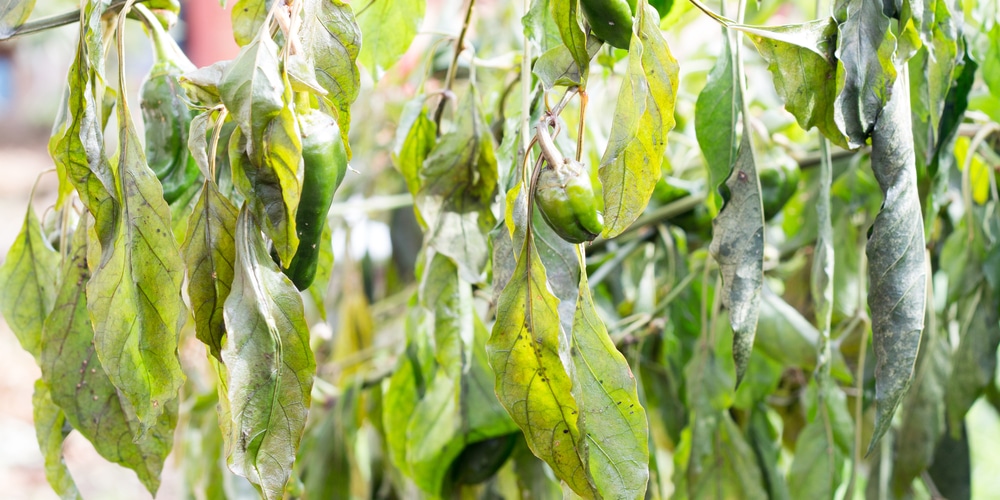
[433,0,476,131]
[3,0,160,40]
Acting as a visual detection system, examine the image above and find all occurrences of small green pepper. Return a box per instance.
[533,123,604,244]
[759,156,800,220]
[283,107,348,290]
[580,0,635,49]
[137,4,200,204]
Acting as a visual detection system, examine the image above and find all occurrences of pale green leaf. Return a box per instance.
[983,24,1000,99]
[757,288,853,382]
[550,0,591,76]
[89,94,187,431]
[834,0,897,148]
[222,206,315,500]
[219,24,284,163]
[406,372,464,494]
[486,240,596,498]
[182,181,238,361]
[258,106,303,266]
[708,130,763,385]
[787,383,853,498]
[0,205,60,360]
[383,304,434,477]
[865,74,926,454]
[674,412,768,500]
[32,380,81,500]
[356,0,424,79]
[392,98,436,224]
[417,90,498,283]
[302,0,361,151]
[571,275,649,499]
[0,0,34,39]
[599,5,679,237]
[695,28,738,197]
[42,220,177,495]
[421,253,468,375]
[231,0,273,47]
[533,38,602,89]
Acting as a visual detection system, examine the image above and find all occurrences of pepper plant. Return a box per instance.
[1,0,999,498]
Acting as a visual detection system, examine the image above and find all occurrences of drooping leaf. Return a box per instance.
[302,0,361,152]
[383,304,434,477]
[219,23,284,164]
[945,286,1000,431]
[0,204,60,360]
[747,407,790,500]
[833,0,897,148]
[865,74,927,454]
[356,0,424,79]
[406,371,464,494]
[486,239,596,498]
[674,411,768,500]
[708,130,763,385]
[392,98,436,224]
[787,383,853,498]
[417,89,498,283]
[31,380,80,500]
[695,27,739,198]
[222,206,315,500]
[182,180,239,361]
[0,0,34,39]
[257,105,303,266]
[756,290,852,382]
[41,219,177,495]
[230,0,273,47]
[571,275,649,499]
[741,19,848,148]
[599,4,679,237]
[550,0,591,77]
[533,39,601,89]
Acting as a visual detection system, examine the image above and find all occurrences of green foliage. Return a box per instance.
[2,0,1000,498]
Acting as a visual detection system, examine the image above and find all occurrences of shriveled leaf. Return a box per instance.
[42,220,176,495]
[708,131,763,385]
[486,240,596,498]
[695,28,738,197]
[222,206,315,500]
[356,0,424,79]
[219,24,284,163]
[741,19,848,148]
[187,111,213,179]
[180,60,231,106]
[302,0,361,151]
[0,0,34,39]
[231,0,273,47]
[865,75,926,454]
[599,5,679,237]
[833,0,896,148]
[182,181,238,361]
[571,275,649,499]
[0,205,60,360]
[89,82,187,430]
[32,380,80,500]
[417,90,498,283]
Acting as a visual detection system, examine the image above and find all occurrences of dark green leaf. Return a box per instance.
[356,0,424,78]
[302,0,361,152]
[32,380,80,500]
[695,28,738,198]
[181,181,238,361]
[747,407,790,500]
[945,286,1000,431]
[41,220,177,495]
[222,206,315,500]
[0,205,60,360]
[417,90,498,283]
[571,275,649,499]
[833,0,896,147]
[866,74,926,454]
[0,0,34,39]
[708,130,763,385]
[599,5,679,237]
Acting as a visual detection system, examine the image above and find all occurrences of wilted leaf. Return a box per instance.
[534,41,599,89]
[302,0,361,151]
[866,75,926,454]
[571,275,649,499]
[695,28,738,197]
[550,0,590,76]
[708,130,763,385]
[599,5,679,237]
[417,90,498,283]
[893,335,949,497]
[219,24,284,163]
[0,205,60,360]
[833,0,897,148]
[486,240,596,498]
[182,181,238,361]
[392,98,436,224]
[356,0,424,79]
[32,380,80,500]
[222,206,315,500]
[42,220,177,495]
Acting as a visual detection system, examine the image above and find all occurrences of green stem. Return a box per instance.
[2,0,158,40]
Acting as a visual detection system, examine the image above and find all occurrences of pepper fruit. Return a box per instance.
[282,107,348,290]
[533,122,604,244]
[137,4,200,204]
[580,0,635,50]
[759,155,800,220]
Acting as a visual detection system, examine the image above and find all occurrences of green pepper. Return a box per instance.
[759,155,800,220]
[533,123,604,244]
[580,0,635,50]
[283,107,348,290]
[137,4,200,204]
